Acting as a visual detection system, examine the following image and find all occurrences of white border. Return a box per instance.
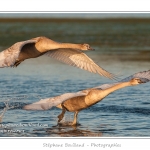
[0,0,150,12]
[1,137,150,150]
[0,0,150,149]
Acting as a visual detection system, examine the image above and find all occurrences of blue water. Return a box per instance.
[0,18,150,137]
[0,57,150,137]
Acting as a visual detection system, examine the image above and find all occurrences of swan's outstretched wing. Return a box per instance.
[45,48,117,80]
[121,70,150,83]
[93,70,150,90]
[0,39,37,67]
[93,83,119,90]
[23,90,88,110]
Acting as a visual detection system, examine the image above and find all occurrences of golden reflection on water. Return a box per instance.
[46,124,103,137]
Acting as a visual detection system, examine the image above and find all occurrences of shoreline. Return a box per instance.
[0,18,150,23]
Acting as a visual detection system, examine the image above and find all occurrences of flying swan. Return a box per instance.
[0,36,116,79]
[23,70,150,125]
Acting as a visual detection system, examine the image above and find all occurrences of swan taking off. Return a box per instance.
[0,36,116,79]
[23,70,150,125]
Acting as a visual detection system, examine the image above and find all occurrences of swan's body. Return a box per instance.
[23,70,150,125]
[0,36,116,79]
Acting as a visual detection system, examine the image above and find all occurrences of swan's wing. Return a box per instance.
[45,48,117,80]
[23,90,89,110]
[93,70,150,90]
[0,39,38,67]
[121,70,150,83]
[92,83,119,90]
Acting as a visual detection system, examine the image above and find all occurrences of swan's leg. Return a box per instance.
[14,60,24,67]
[72,111,79,126]
[57,106,66,123]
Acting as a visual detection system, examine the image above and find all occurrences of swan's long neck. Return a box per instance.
[85,81,131,106]
[35,37,82,52]
[103,81,131,95]
[56,43,82,49]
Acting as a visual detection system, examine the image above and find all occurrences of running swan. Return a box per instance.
[23,70,150,125]
[0,36,116,79]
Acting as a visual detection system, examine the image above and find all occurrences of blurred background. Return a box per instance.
[0,13,150,61]
[0,13,150,137]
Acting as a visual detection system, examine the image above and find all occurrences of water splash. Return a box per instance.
[0,100,20,123]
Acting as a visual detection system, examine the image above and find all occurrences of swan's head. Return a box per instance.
[130,78,146,85]
[81,44,94,51]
